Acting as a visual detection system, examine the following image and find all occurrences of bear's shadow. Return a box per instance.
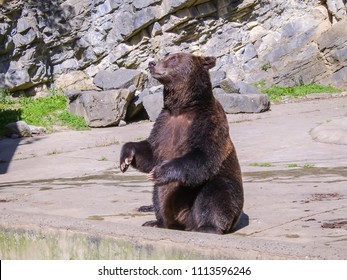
[231,212,250,233]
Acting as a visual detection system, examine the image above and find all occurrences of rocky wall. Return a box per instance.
[0,0,347,94]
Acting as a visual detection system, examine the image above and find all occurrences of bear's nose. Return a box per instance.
[148,61,156,68]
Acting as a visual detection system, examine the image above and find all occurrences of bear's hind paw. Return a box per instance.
[138,205,154,212]
[142,220,162,227]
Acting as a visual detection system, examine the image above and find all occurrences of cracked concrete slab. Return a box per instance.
[0,96,347,259]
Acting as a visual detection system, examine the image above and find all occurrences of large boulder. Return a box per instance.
[54,71,97,91]
[211,71,270,114]
[66,89,134,127]
[127,85,164,122]
[93,69,147,91]
[317,19,347,88]
[5,121,32,138]
[235,81,263,94]
[142,89,164,122]
[4,121,46,138]
[214,93,270,114]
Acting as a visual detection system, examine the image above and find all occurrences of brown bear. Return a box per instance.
[120,52,244,234]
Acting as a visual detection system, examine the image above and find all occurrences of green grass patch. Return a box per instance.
[259,84,340,102]
[287,163,299,168]
[57,111,89,131]
[0,89,89,136]
[249,162,272,167]
[303,163,315,169]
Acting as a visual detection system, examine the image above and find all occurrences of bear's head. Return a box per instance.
[148,53,216,87]
[148,53,216,109]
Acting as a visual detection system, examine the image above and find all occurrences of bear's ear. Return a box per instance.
[201,56,216,70]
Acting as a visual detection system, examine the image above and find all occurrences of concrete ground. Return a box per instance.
[0,94,346,259]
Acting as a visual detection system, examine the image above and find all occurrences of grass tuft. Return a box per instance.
[249,162,272,167]
[287,163,299,168]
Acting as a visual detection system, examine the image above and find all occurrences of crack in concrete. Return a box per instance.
[247,205,347,236]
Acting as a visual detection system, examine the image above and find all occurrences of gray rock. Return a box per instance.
[214,93,270,114]
[54,71,97,91]
[126,85,164,121]
[213,88,227,95]
[28,125,46,135]
[95,0,119,16]
[93,69,147,91]
[118,120,127,127]
[149,85,164,95]
[133,0,161,10]
[133,6,159,32]
[210,71,226,88]
[5,121,32,137]
[219,78,239,93]
[243,43,257,62]
[151,21,163,36]
[142,91,164,122]
[12,29,37,48]
[113,11,134,38]
[125,89,150,121]
[235,81,262,95]
[16,16,37,34]
[326,0,347,21]
[331,67,347,87]
[66,89,134,127]
[3,68,31,90]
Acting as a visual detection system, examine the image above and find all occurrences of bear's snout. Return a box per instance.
[148,61,156,68]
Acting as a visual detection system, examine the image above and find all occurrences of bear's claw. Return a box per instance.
[147,170,154,181]
[120,157,132,172]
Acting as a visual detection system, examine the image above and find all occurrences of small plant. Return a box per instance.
[47,149,61,155]
[98,156,108,161]
[261,63,271,71]
[94,138,120,148]
[303,163,315,169]
[0,89,14,105]
[87,215,104,221]
[252,80,267,90]
[287,163,298,168]
[249,162,272,167]
[297,76,305,86]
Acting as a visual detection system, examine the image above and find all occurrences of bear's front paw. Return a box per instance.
[120,143,135,172]
[148,161,175,185]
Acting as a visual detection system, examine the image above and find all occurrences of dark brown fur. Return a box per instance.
[120,53,244,234]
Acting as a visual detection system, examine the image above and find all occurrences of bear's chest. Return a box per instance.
[154,114,193,160]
